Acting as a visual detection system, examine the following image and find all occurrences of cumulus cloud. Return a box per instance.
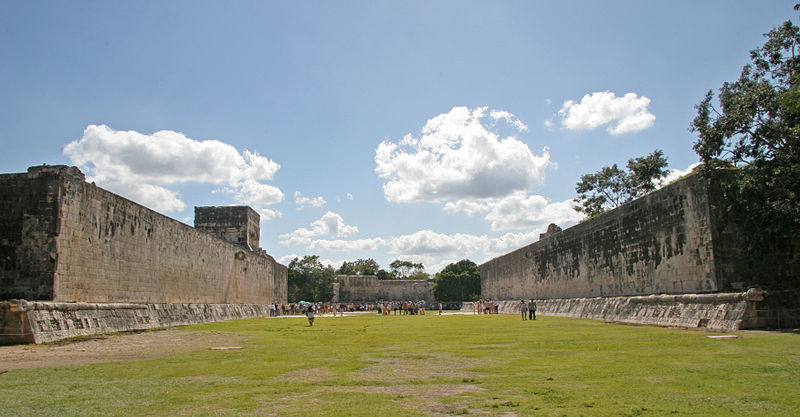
[661,162,701,186]
[489,110,528,131]
[294,191,326,210]
[385,226,561,264]
[257,208,282,221]
[387,230,485,257]
[236,179,284,207]
[482,193,583,231]
[308,238,387,252]
[375,106,551,203]
[558,91,655,134]
[279,211,359,246]
[63,124,284,213]
[443,193,582,232]
[279,223,574,272]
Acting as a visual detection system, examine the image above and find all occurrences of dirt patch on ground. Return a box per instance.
[0,328,242,371]
[338,384,486,416]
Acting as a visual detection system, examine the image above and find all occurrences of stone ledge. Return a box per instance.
[462,289,782,331]
[1,300,273,345]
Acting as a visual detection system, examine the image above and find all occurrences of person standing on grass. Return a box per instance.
[306,304,315,326]
[520,300,528,320]
[528,299,536,320]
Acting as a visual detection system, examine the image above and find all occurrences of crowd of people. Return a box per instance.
[473,299,500,314]
[269,300,530,327]
[268,300,467,318]
[268,302,379,317]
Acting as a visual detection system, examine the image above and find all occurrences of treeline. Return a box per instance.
[287,256,480,303]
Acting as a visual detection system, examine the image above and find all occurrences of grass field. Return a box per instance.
[1,313,798,416]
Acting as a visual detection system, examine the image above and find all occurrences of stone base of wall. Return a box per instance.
[462,289,797,331]
[0,300,272,345]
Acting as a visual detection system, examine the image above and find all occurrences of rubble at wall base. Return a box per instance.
[462,289,799,331]
[0,300,273,345]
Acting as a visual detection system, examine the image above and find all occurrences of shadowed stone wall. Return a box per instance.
[482,174,750,301]
[479,172,799,329]
[0,165,287,305]
[332,275,435,305]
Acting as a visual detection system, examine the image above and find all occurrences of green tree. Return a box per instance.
[690,4,800,277]
[433,260,481,302]
[288,255,335,302]
[388,259,429,280]
[573,149,669,218]
[375,269,393,280]
[337,258,380,275]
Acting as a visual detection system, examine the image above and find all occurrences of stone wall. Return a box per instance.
[459,289,793,331]
[0,165,287,305]
[481,174,738,301]
[0,300,274,344]
[332,275,435,305]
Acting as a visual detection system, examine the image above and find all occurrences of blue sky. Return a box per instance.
[1,1,795,272]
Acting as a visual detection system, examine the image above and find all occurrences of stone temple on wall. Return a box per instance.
[0,165,287,344]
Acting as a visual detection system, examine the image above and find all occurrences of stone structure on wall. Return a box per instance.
[332,275,435,305]
[0,165,287,344]
[195,206,261,251]
[480,172,799,330]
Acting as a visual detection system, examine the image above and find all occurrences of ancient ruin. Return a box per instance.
[0,165,287,344]
[332,275,435,306]
[479,173,799,329]
[1,165,797,344]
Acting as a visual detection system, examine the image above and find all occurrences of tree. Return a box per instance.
[433,260,481,302]
[573,149,669,218]
[288,255,335,302]
[337,258,380,276]
[690,5,800,260]
[388,259,429,280]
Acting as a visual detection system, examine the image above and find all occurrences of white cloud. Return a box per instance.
[385,226,562,264]
[375,106,550,203]
[236,179,284,206]
[308,238,387,252]
[103,180,187,212]
[483,193,583,231]
[294,191,326,210]
[279,211,359,246]
[662,162,701,186]
[63,124,284,213]
[442,199,493,216]
[558,91,655,134]
[489,110,528,131]
[388,230,483,257]
[443,193,582,232]
[257,208,282,221]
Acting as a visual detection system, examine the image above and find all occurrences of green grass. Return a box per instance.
[1,314,799,416]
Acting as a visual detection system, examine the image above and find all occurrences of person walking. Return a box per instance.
[528,299,536,320]
[305,304,315,327]
[520,300,528,320]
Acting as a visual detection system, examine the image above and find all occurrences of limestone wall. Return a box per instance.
[0,300,274,344]
[0,165,287,305]
[481,174,727,301]
[460,289,777,331]
[333,275,435,304]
